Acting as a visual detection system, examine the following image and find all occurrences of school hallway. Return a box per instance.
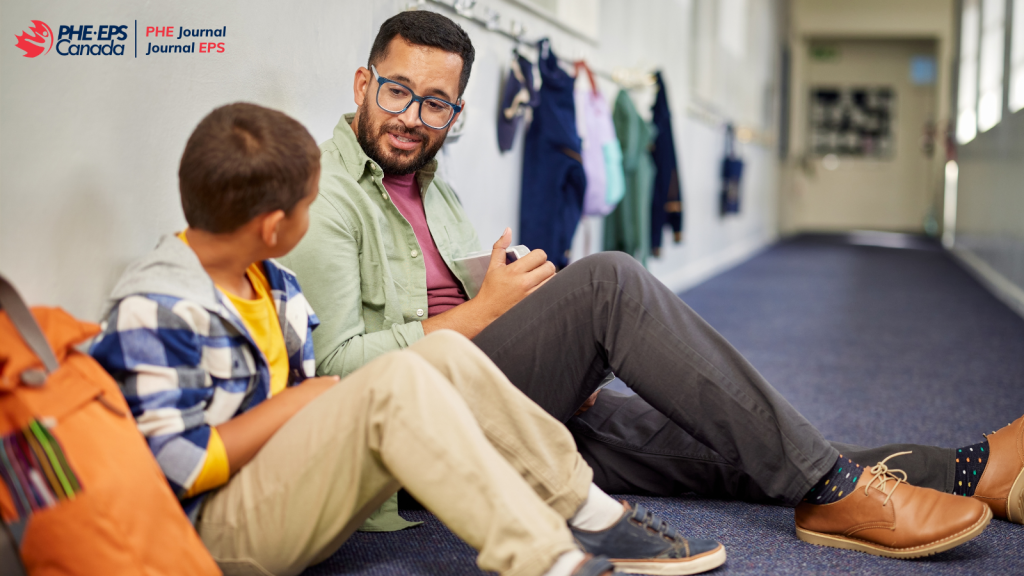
[302,234,1024,576]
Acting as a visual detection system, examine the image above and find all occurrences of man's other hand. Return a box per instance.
[574,391,600,416]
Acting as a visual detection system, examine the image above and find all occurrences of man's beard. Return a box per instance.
[356,111,446,176]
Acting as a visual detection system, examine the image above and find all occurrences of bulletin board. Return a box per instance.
[808,86,895,157]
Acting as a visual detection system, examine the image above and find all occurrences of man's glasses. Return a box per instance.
[371,65,462,130]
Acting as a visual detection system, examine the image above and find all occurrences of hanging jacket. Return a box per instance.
[649,71,683,256]
[519,39,586,269]
[603,89,655,266]
[497,52,539,152]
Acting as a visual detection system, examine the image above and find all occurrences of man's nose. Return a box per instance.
[396,101,424,130]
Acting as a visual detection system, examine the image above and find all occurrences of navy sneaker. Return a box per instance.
[570,503,725,575]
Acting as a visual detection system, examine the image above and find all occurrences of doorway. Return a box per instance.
[788,39,939,233]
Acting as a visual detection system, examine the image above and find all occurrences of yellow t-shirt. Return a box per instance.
[219,263,290,398]
[177,231,290,496]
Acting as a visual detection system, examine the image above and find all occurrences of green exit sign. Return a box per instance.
[810,46,841,61]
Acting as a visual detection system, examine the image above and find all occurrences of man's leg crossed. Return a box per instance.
[474,251,838,504]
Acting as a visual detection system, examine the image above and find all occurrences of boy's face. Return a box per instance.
[270,170,319,258]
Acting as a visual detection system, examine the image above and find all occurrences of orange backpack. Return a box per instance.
[0,275,220,575]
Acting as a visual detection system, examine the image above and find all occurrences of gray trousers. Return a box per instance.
[473,252,954,507]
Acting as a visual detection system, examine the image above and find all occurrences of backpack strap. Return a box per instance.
[0,274,59,374]
[0,521,26,576]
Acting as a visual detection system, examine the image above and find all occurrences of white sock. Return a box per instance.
[542,549,587,576]
[569,483,625,531]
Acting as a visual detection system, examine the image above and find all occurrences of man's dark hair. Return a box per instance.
[179,102,320,233]
[368,11,476,98]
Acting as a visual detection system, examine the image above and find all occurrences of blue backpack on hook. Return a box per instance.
[720,124,743,215]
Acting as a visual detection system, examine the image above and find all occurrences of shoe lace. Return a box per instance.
[864,451,912,507]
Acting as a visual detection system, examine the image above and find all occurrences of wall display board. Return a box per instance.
[808,86,895,157]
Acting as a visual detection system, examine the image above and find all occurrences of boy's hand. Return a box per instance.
[474,228,556,319]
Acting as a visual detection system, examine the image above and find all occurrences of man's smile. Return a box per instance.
[387,131,422,151]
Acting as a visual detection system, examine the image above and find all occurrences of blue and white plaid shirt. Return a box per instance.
[90,235,319,519]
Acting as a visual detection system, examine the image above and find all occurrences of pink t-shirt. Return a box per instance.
[383,173,468,317]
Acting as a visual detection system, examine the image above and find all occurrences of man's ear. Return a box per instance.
[260,210,287,249]
[353,67,371,108]
[443,99,466,136]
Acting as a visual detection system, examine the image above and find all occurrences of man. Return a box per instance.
[281,9,1024,559]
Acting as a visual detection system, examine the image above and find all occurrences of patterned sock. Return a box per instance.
[803,454,863,505]
[952,440,990,497]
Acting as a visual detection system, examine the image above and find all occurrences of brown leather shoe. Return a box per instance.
[795,452,992,558]
[973,414,1024,523]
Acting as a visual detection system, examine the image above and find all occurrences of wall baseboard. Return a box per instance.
[950,247,1024,320]
[655,235,775,294]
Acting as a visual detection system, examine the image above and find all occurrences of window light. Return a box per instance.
[958,0,981,143]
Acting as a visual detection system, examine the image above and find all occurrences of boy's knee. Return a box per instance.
[365,351,445,398]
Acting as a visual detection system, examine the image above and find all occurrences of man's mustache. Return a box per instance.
[379,121,430,143]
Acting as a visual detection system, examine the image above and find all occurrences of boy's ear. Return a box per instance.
[260,210,287,248]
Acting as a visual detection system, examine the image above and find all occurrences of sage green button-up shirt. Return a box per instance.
[280,113,482,380]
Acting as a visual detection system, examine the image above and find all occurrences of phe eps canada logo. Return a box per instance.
[15,20,54,58]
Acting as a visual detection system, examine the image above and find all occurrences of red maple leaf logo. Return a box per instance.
[15,20,53,58]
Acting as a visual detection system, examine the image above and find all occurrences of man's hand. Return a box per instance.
[574,390,600,416]
[474,227,556,319]
[422,227,555,339]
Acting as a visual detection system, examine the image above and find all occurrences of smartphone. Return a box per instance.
[504,245,530,264]
[452,245,532,299]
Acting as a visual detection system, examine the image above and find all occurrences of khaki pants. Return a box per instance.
[196,330,593,576]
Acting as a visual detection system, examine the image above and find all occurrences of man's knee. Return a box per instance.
[575,251,646,282]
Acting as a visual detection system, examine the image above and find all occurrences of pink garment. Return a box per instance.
[383,173,468,317]
[576,90,623,216]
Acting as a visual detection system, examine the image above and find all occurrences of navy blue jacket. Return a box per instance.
[519,40,585,269]
[650,71,683,255]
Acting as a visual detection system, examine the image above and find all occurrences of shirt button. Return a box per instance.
[410,249,419,258]
[415,309,424,317]
[382,193,389,201]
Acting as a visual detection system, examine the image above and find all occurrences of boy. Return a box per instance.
[89,103,728,576]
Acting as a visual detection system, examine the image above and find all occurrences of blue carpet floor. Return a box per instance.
[303,236,1024,575]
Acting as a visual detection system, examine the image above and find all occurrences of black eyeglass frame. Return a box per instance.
[370,65,463,130]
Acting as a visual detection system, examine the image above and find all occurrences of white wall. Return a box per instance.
[1,0,782,320]
[952,4,1024,318]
